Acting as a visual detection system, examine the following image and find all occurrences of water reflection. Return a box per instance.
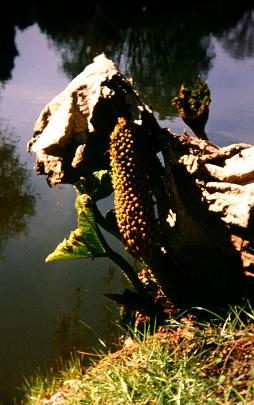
[53,287,83,359]
[1,3,253,112]
[0,126,35,253]
[0,3,34,83]
[0,24,18,83]
[220,9,254,59]
[37,4,253,119]
[0,3,254,402]
[38,9,216,119]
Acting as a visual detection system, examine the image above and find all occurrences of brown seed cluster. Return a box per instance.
[109,117,158,258]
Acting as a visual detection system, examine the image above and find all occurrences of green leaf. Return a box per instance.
[46,193,106,262]
[75,170,112,201]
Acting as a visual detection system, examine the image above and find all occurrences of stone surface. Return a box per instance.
[27,54,156,186]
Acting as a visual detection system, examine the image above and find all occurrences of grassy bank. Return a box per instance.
[22,305,254,404]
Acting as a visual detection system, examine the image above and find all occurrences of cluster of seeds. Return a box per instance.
[109,117,158,258]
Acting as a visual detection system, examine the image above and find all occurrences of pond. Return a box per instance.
[0,3,254,403]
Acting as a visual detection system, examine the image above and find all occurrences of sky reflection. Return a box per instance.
[0,9,254,402]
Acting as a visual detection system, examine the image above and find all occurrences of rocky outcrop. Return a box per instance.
[28,54,254,306]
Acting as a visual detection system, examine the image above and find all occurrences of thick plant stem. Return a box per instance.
[92,202,146,294]
[106,247,145,293]
[93,202,120,240]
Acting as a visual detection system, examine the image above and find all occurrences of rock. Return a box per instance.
[27,53,156,186]
[28,55,254,305]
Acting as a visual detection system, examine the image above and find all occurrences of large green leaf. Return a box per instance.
[75,170,112,201]
[46,193,106,262]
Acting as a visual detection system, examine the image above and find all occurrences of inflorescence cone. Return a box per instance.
[110,117,158,258]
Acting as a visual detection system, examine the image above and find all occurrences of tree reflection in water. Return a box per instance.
[220,9,254,59]
[39,6,216,119]
[36,3,253,119]
[1,3,253,116]
[0,126,35,253]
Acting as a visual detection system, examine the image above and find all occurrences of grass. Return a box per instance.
[21,304,254,404]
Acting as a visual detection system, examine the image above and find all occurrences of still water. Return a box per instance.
[0,24,126,403]
[0,3,254,403]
